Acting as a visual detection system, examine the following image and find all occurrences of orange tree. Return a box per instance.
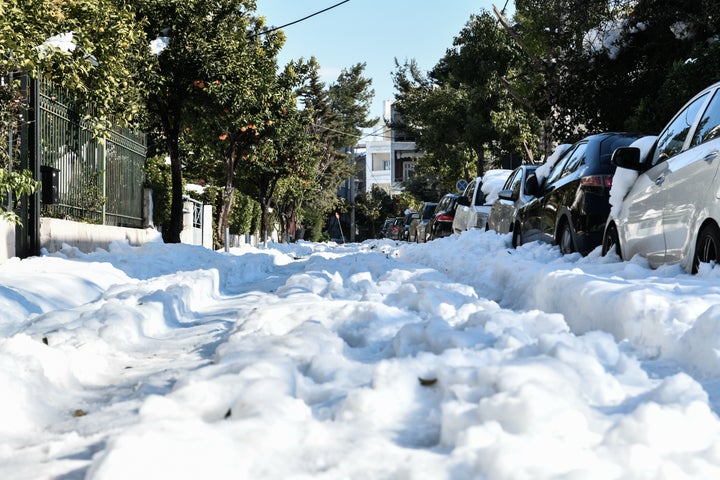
[1,0,148,222]
[136,0,283,243]
[181,42,315,244]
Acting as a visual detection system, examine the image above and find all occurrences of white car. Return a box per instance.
[602,81,720,273]
[487,165,539,234]
[452,169,512,234]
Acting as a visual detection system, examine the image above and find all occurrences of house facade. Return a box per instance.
[358,100,421,195]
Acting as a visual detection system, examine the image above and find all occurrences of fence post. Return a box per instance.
[100,136,106,225]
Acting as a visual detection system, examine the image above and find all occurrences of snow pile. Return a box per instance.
[609,135,658,217]
[2,235,720,478]
[535,144,573,184]
[480,169,513,205]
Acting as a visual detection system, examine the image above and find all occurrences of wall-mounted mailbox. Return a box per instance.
[40,165,60,205]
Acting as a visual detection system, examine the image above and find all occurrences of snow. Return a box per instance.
[583,19,626,59]
[3,234,720,479]
[609,135,658,217]
[40,32,76,54]
[150,36,169,55]
[535,143,573,184]
[480,169,512,205]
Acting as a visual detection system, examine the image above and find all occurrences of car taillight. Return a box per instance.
[580,175,612,188]
[437,214,453,222]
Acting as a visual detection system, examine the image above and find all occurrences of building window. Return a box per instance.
[403,161,415,181]
[372,152,391,171]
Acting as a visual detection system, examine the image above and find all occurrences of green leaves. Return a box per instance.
[0,170,40,225]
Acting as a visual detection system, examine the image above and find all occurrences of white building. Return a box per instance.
[357,100,422,195]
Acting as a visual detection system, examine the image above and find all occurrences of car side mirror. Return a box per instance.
[524,174,540,197]
[611,146,643,170]
[498,189,516,201]
[457,196,470,207]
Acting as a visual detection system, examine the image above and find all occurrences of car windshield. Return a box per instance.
[599,134,643,165]
[422,205,436,219]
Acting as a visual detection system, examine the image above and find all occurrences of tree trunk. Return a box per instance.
[475,147,486,178]
[260,197,269,245]
[166,125,183,244]
[217,149,237,246]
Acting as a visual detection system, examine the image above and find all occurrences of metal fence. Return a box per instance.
[36,76,146,227]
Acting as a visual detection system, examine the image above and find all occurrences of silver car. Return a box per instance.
[602,81,720,273]
[452,169,512,234]
[487,165,539,234]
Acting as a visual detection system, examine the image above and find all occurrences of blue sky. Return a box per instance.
[255,1,514,127]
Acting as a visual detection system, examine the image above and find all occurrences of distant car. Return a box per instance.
[386,217,405,240]
[513,132,644,255]
[409,202,438,242]
[378,218,395,238]
[401,212,418,241]
[487,165,539,234]
[425,193,461,241]
[602,81,720,273]
[453,169,513,234]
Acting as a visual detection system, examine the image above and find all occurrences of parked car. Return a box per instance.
[401,211,418,241]
[408,202,438,242]
[425,193,461,241]
[602,81,720,273]
[386,217,405,240]
[487,165,539,234]
[378,218,395,238]
[453,169,513,234]
[513,132,644,255]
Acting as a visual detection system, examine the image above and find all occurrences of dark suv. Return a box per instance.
[513,132,644,255]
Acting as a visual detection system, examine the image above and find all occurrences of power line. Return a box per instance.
[248,0,351,39]
[311,122,390,143]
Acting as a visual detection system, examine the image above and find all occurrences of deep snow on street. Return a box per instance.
[2,231,720,479]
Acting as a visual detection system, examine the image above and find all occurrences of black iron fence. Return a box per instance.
[35,76,146,227]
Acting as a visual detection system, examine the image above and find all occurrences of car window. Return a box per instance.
[691,90,720,147]
[545,145,575,185]
[464,180,476,200]
[503,169,520,190]
[653,92,709,165]
[561,142,588,176]
[505,169,521,198]
[474,180,486,206]
[422,204,436,219]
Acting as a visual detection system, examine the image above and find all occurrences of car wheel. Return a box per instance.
[693,224,720,273]
[558,221,575,254]
[602,223,621,258]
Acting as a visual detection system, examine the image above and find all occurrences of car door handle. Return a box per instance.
[704,151,719,162]
[655,175,665,186]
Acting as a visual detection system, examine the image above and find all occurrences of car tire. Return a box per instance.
[558,221,575,254]
[693,223,720,273]
[602,223,621,258]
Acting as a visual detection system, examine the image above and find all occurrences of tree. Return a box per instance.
[509,0,720,141]
[233,87,316,244]
[1,0,148,129]
[136,0,275,243]
[296,61,376,237]
[176,3,288,245]
[1,0,147,224]
[392,11,520,185]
